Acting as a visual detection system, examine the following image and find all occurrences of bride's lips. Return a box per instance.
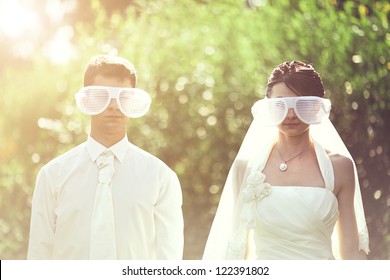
[282,122,301,127]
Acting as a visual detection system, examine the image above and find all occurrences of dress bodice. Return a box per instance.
[253,186,338,259]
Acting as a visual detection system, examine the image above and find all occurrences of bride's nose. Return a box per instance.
[286,108,297,119]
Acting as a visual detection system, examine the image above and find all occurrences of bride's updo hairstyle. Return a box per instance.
[266,61,325,98]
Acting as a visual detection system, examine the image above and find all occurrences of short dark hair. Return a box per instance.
[266,61,324,98]
[83,54,137,87]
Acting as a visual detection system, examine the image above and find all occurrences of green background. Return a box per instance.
[0,0,389,259]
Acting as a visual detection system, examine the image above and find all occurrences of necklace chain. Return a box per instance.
[275,144,310,172]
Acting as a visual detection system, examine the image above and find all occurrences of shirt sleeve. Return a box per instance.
[154,168,184,259]
[27,166,56,259]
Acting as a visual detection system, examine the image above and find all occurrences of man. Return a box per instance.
[27,54,184,259]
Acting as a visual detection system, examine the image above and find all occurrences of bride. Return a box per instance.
[203,61,369,260]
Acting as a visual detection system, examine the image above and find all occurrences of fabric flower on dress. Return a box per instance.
[240,171,271,229]
[226,171,272,259]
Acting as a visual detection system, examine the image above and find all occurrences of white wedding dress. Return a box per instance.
[253,187,338,259]
[203,119,369,260]
[242,142,339,259]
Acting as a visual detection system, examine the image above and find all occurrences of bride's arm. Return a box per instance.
[332,154,367,260]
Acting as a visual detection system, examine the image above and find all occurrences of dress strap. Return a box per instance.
[313,140,335,191]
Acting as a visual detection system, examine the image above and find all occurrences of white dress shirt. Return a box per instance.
[27,136,184,259]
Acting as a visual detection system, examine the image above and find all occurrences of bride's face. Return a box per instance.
[269,83,310,137]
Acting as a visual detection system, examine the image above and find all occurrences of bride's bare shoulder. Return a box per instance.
[326,151,355,194]
[326,151,353,168]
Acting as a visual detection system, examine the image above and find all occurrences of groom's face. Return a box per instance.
[90,74,132,136]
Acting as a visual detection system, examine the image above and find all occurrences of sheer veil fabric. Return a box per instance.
[203,99,369,260]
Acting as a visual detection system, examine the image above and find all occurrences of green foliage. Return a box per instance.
[0,0,388,259]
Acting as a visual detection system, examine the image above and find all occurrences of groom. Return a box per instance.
[27,54,184,259]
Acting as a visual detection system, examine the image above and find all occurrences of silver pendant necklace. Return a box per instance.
[275,144,309,172]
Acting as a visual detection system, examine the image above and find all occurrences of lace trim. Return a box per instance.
[358,225,370,254]
[225,228,247,259]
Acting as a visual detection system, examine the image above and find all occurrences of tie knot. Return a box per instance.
[96,150,115,184]
[96,150,114,167]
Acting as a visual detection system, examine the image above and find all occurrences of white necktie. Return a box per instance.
[90,150,117,259]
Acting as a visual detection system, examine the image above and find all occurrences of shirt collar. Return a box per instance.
[87,135,128,163]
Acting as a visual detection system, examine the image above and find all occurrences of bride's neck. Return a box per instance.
[276,130,312,151]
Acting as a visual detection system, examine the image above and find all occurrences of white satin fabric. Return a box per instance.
[246,142,339,259]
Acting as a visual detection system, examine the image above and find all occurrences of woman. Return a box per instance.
[203,61,369,260]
